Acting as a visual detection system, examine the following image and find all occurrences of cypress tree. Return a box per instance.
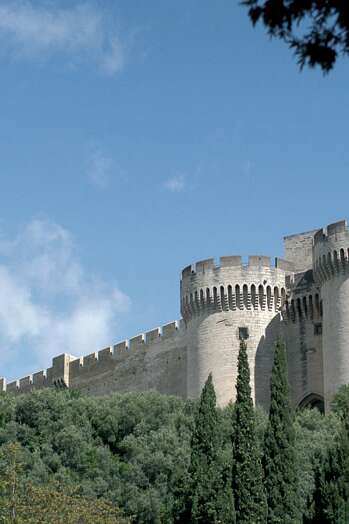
[263,341,299,523]
[187,373,235,524]
[232,340,267,523]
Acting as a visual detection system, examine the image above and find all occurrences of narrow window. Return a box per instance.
[238,327,249,340]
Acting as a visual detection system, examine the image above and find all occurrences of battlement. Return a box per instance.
[181,255,291,320]
[0,320,185,394]
[182,256,294,279]
[313,221,349,283]
[313,220,348,245]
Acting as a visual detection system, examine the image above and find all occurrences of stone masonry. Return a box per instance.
[2,220,349,412]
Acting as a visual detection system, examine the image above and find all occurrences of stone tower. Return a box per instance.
[180,256,289,407]
[313,220,349,410]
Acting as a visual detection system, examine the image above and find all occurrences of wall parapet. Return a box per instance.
[1,320,185,394]
[313,220,349,284]
[180,255,290,321]
[182,256,295,280]
[314,220,348,245]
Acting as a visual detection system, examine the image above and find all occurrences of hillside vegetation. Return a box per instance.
[0,344,348,523]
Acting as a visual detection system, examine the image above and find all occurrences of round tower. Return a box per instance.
[180,256,288,408]
[313,220,349,410]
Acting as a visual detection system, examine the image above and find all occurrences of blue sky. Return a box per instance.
[0,0,348,381]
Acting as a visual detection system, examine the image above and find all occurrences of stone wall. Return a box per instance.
[282,294,323,407]
[2,321,187,399]
[284,229,318,272]
[69,321,187,397]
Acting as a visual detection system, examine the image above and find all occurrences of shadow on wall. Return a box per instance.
[255,315,325,412]
[254,314,282,411]
[298,393,324,413]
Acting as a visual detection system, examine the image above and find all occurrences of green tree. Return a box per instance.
[0,389,194,524]
[294,407,340,523]
[242,0,349,73]
[186,373,235,524]
[232,340,266,523]
[312,397,349,523]
[263,341,299,523]
[0,442,129,524]
[331,384,349,416]
[0,441,23,524]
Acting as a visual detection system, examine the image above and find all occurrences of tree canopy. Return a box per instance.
[242,0,349,72]
[0,381,346,522]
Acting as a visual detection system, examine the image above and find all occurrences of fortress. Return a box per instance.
[2,219,349,412]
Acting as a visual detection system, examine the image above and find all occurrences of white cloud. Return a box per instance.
[0,219,130,377]
[164,174,185,192]
[99,36,124,76]
[87,145,113,189]
[0,266,46,343]
[0,1,125,75]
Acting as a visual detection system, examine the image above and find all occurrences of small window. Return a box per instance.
[314,323,322,336]
[238,327,249,340]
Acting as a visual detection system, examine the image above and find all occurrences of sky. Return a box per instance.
[0,0,348,381]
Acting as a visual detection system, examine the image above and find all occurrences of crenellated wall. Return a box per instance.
[3,354,78,394]
[4,220,349,413]
[69,320,187,397]
[2,322,187,398]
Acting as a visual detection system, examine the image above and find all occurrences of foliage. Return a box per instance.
[0,441,128,523]
[232,341,266,523]
[242,0,349,72]
[311,395,349,523]
[294,408,340,522]
[0,376,347,522]
[0,390,195,524]
[184,373,235,523]
[331,384,349,416]
[263,341,299,523]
